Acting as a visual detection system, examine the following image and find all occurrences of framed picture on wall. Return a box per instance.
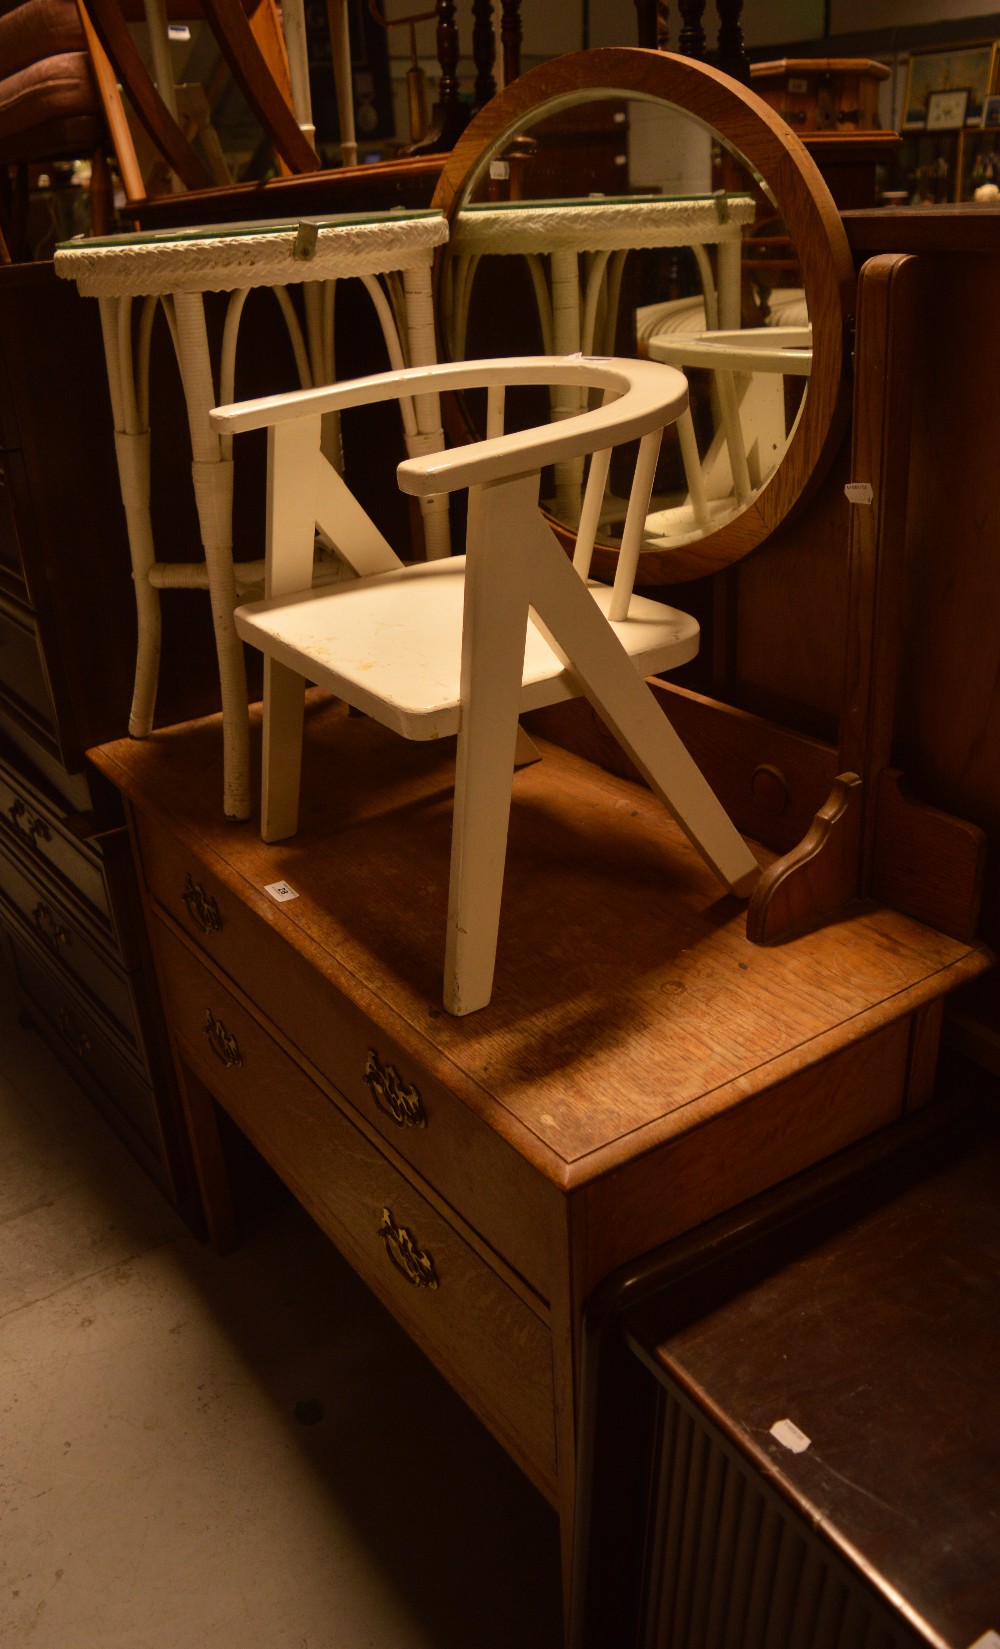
[926,88,970,130]
[903,42,1000,129]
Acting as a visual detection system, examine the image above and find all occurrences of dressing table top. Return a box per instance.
[89,698,988,1193]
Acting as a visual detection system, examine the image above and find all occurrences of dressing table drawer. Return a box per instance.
[133,809,554,1295]
[151,914,558,1495]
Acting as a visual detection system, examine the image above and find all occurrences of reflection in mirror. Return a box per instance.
[440,94,813,551]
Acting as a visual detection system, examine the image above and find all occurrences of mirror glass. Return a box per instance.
[440,91,811,552]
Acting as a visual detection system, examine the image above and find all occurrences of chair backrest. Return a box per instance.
[212,353,691,612]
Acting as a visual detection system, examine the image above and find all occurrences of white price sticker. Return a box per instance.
[264,880,299,903]
[489,160,510,180]
[844,481,874,506]
[770,1417,811,1454]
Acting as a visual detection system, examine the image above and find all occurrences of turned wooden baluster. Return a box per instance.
[633,0,656,48]
[434,0,466,144]
[471,0,496,106]
[500,0,521,87]
[715,0,749,82]
[678,0,706,57]
[634,0,746,77]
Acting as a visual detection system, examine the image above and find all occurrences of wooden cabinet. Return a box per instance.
[89,698,990,1602]
[749,58,889,133]
[571,1100,1000,1649]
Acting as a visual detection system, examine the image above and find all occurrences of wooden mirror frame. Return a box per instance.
[432,48,856,583]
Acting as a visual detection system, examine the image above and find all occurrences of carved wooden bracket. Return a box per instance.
[747,773,862,944]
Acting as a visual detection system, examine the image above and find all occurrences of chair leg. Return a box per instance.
[444,477,535,1015]
[514,724,542,768]
[129,575,162,737]
[261,657,306,842]
[526,511,761,897]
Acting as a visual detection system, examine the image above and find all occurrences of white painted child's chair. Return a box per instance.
[210,355,760,1016]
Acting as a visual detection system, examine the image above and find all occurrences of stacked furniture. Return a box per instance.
[76,52,997,1630]
[2,39,999,1645]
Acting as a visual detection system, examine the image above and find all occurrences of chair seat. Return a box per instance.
[235,555,700,740]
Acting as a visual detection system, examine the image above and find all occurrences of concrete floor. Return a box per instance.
[0,952,563,1648]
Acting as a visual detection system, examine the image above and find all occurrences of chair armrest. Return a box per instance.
[210,354,689,498]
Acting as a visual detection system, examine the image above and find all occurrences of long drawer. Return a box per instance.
[0,836,149,1074]
[133,807,555,1297]
[0,750,117,939]
[6,921,171,1184]
[0,589,59,754]
[151,913,558,1498]
[0,451,32,606]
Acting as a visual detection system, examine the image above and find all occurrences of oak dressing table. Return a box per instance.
[88,699,990,1607]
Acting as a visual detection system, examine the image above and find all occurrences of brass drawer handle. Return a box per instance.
[377,1207,438,1289]
[364,1049,426,1129]
[8,798,51,851]
[57,1007,92,1060]
[183,873,223,934]
[32,901,70,951]
[203,1008,242,1068]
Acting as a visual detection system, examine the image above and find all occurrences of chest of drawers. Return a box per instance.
[90,696,992,1606]
[0,745,184,1193]
[0,259,221,1206]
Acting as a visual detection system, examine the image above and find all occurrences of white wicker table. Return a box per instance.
[56,209,449,820]
[446,194,756,514]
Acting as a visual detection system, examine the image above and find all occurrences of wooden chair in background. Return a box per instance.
[79,0,320,211]
[211,353,760,1015]
[0,0,114,257]
[0,0,325,255]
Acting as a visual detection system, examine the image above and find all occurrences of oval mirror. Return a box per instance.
[431,48,855,583]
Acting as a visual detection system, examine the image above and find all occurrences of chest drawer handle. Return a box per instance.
[32,902,70,951]
[377,1207,438,1289]
[9,799,51,851]
[57,1007,92,1060]
[183,874,223,934]
[364,1050,426,1128]
[203,1008,242,1068]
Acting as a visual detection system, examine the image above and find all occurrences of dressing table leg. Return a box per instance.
[177,1061,239,1254]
